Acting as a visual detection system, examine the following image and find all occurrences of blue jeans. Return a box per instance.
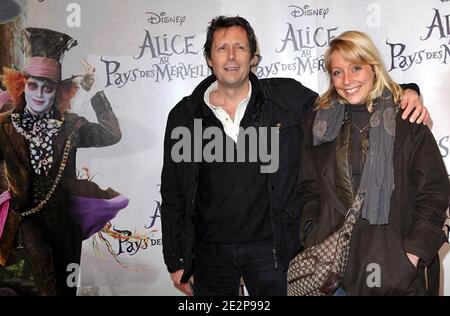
[333,287,346,296]
[192,238,286,296]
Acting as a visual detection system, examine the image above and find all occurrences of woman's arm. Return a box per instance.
[403,124,450,266]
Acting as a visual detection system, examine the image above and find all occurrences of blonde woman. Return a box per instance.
[298,31,450,295]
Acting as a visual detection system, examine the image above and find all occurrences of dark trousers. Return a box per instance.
[193,239,287,296]
[20,219,79,296]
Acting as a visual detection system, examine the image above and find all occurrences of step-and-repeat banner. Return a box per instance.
[7,0,450,295]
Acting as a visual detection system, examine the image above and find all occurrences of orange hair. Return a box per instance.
[1,66,79,113]
[55,81,79,113]
[1,67,27,107]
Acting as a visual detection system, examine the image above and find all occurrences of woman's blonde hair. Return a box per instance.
[318,30,402,111]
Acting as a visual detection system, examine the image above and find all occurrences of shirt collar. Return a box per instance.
[203,80,252,111]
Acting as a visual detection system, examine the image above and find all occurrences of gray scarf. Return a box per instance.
[312,89,397,225]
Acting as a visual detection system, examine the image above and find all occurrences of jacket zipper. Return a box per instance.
[263,89,279,271]
[273,248,278,270]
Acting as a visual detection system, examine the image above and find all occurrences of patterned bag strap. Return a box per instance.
[344,193,365,224]
[332,193,365,270]
[337,193,365,240]
[18,133,74,218]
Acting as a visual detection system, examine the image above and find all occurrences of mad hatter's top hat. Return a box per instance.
[21,27,77,82]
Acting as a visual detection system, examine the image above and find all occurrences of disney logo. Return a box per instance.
[145,11,186,26]
[289,5,330,19]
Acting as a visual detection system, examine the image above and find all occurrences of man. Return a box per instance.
[161,16,427,296]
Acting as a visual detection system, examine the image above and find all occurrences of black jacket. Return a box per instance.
[161,72,318,281]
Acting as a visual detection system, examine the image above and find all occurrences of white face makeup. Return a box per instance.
[24,78,56,114]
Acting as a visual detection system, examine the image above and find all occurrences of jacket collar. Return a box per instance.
[313,140,348,216]
[190,72,269,125]
[393,113,411,157]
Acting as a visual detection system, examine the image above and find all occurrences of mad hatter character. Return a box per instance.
[0,27,122,295]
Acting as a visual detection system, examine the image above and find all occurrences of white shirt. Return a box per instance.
[203,81,252,143]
